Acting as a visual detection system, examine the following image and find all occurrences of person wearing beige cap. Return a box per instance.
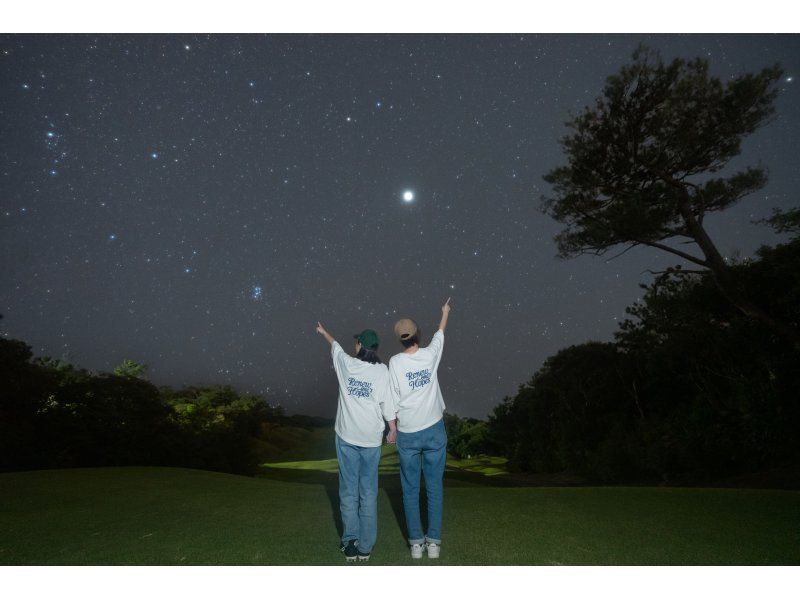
[388,297,451,559]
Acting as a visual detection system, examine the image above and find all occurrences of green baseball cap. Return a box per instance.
[353,329,380,350]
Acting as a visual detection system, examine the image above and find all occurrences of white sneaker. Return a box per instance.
[426,542,440,559]
[410,543,425,559]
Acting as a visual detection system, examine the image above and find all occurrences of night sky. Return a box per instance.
[1,34,798,418]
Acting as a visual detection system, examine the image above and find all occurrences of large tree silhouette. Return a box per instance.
[542,45,797,343]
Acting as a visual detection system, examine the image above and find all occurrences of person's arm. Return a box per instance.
[380,368,398,443]
[438,297,451,332]
[316,321,335,346]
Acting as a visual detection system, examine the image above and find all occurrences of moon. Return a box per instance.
[403,190,414,202]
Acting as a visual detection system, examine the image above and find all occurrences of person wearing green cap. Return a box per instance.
[316,321,397,562]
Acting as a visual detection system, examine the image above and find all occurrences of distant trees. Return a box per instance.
[443,412,489,459]
[542,45,797,343]
[0,344,288,475]
[486,227,800,482]
[113,359,148,379]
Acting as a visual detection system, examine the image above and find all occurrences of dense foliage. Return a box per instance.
[0,344,317,475]
[486,232,800,482]
[542,45,796,345]
[443,412,489,459]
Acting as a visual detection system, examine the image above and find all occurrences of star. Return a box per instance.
[403,190,414,202]
[150,152,158,159]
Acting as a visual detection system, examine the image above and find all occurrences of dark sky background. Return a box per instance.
[1,34,797,418]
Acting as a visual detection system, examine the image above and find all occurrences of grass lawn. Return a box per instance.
[262,443,509,476]
[1,465,798,565]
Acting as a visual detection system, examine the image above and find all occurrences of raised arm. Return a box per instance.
[316,321,335,346]
[438,297,451,332]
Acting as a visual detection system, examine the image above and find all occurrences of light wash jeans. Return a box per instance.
[335,434,382,553]
[396,417,447,545]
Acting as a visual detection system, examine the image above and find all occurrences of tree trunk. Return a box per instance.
[678,201,800,347]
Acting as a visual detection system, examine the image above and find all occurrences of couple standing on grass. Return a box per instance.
[315,297,452,562]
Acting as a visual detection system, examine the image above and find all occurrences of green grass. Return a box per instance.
[251,426,336,463]
[1,466,799,565]
[263,443,509,476]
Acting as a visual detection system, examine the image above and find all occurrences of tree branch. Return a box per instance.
[634,239,709,267]
[604,242,640,262]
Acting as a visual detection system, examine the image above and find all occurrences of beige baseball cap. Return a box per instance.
[393,318,418,340]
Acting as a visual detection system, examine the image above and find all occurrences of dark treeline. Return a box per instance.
[484,217,800,483]
[0,345,330,475]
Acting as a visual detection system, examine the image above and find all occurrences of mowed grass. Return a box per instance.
[1,466,799,565]
[263,443,509,476]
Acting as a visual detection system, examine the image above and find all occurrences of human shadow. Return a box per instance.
[322,474,344,542]
[258,459,579,552]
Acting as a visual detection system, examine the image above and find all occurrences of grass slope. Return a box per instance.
[1,466,798,565]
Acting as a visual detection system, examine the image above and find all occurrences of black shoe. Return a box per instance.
[357,550,371,562]
[341,539,358,562]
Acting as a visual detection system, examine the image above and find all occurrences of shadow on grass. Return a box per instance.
[259,446,590,550]
[321,475,344,542]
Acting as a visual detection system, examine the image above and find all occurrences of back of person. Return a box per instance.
[316,323,397,562]
[388,329,445,433]
[332,341,393,447]
[389,299,451,560]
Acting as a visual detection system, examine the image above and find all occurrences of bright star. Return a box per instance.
[109,234,116,240]
[184,44,190,51]
[151,152,158,159]
[787,76,794,83]
[403,190,414,202]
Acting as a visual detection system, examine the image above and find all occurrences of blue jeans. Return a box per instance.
[335,434,382,553]
[397,418,447,545]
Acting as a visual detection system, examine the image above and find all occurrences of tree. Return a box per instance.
[541,45,797,343]
[759,206,800,235]
[113,358,148,379]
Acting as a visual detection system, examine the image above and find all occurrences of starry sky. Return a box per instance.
[1,34,798,418]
